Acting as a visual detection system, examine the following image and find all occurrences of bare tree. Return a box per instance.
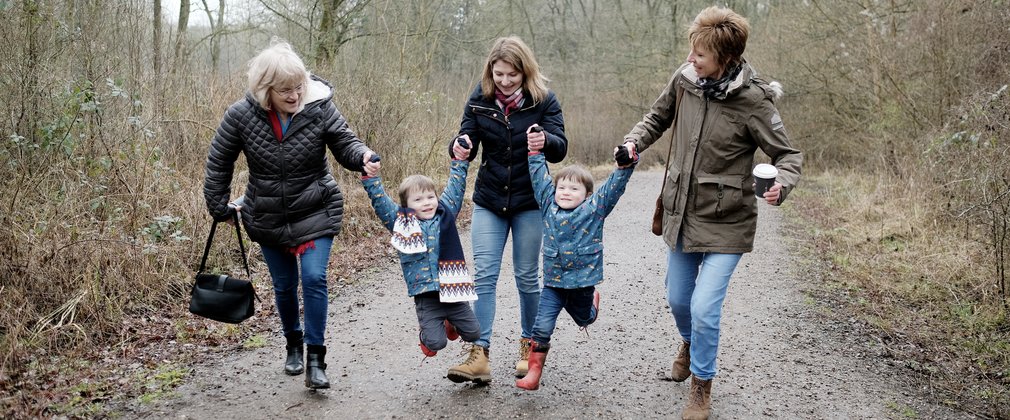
[173,0,190,72]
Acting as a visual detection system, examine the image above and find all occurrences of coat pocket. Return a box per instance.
[694,174,746,223]
[661,167,681,214]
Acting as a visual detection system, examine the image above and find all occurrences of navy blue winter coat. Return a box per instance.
[450,85,567,216]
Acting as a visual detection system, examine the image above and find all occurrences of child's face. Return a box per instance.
[406,188,438,220]
[555,178,587,210]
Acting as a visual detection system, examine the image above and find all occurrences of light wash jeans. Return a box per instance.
[665,242,742,380]
[470,205,543,349]
[260,236,333,346]
[531,286,597,347]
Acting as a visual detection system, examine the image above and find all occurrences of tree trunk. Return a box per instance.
[173,0,190,73]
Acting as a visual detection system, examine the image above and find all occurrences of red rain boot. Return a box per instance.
[515,342,549,390]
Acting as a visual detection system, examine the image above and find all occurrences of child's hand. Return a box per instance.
[527,125,545,152]
[614,143,637,167]
[363,151,381,177]
[452,135,471,160]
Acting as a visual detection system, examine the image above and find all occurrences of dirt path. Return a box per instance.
[133,169,972,419]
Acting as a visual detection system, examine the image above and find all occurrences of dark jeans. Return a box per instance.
[414,292,480,350]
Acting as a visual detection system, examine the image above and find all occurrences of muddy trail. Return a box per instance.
[130,169,972,419]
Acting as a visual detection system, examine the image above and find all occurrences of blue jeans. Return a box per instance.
[531,286,597,347]
[470,205,543,349]
[260,236,333,346]
[665,242,742,380]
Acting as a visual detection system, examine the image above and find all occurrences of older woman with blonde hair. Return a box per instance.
[204,41,380,389]
[621,6,802,419]
[446,36,568,384]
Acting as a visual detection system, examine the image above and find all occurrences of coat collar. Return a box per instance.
[679,61,756,98]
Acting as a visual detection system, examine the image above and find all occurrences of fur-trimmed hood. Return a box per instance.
[679,61,784,101]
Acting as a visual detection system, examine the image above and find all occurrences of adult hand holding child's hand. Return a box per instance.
[527,125,545,152]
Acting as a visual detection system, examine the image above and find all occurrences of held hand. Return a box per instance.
[452,135,471,160]
[614,144,637,168]
[224,203,242,226]
[763,182,783,206]
[623,141,637,156]
[363,151,381,177]
[527,125,545,152]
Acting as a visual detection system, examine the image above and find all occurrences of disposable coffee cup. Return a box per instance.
[752,164,778,199]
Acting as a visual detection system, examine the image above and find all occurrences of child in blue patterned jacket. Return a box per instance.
[515,127,638,391]
[361,147,486,383]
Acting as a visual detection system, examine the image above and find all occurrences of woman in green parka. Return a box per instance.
[620,6,802,420]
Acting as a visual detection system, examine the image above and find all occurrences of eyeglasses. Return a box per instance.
[272,84,304,97]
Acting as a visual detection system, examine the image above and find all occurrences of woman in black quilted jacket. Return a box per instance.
[203,41,380,389]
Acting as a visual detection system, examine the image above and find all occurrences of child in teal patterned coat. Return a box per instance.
[361,154,484,382]
[515,132,638,390]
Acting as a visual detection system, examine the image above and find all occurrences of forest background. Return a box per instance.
[0,0,1008,418]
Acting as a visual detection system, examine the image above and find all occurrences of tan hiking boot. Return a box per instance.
[681,375,713,420]
[446,344,492,384]
[515,338,532,377]
[671,341,691,382]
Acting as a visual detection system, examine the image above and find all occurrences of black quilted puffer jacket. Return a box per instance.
[450,84,567,217]
[204,75,369,247]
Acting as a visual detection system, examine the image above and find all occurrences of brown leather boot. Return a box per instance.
[681,375,713,420]
[515,338,532,377]
[446,344,492,384]
[671,341,691,382]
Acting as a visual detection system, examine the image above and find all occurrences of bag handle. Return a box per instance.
[197,212,252,279]
[658,83,686,197]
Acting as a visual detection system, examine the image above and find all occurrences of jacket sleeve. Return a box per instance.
[362,176,398,232]
[748,97,803,203]
[623,64,688,153]
[527,153,555,210]
[450,87,482,161]
[539,92,568,164]
[324,102,369,173]
[593,165,636,217]
[204,104,244,221]
[439,159,470,216]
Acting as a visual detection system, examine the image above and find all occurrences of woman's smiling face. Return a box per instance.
[688,43,723,80]
[492,60,523,96]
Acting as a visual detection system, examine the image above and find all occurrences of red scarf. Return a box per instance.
[494,89,523,116]
[268,110,314,255]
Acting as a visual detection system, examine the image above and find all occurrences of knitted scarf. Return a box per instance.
[699,64,743,100]
[269,109,315,256]
[494,88,524,116]
[391,206,477,302]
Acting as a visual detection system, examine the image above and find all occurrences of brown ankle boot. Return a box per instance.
[446,344,492,384]
[671,341,691,382]
[681,375,713,420]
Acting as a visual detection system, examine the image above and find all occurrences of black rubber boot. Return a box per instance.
[284,331,304,376]
[305,344,330,389]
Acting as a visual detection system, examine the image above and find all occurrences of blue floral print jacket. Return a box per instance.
[528,153,634,289]
[362,160,469,296]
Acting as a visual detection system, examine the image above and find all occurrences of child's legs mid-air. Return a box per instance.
[414,292,449,356]
[516,286,597,391]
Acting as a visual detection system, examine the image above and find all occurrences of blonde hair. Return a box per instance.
[247,41,310,110]
[480,36,550,103]
[688,6,750,69]
[554,165,594,196]
[397,175,437,207]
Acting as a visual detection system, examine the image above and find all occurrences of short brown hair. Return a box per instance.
[480,36,550,103]
[554,165,594,196]
[688,6,750,69]
[397,175,437,207]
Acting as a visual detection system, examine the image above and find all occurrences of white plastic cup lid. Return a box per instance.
[752,163,778,179]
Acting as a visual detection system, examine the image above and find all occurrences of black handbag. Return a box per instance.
[189,214,258,324]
